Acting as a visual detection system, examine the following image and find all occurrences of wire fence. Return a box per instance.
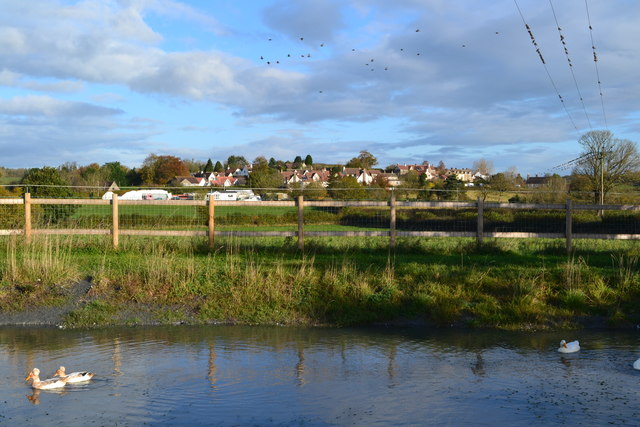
[2,186,640,251]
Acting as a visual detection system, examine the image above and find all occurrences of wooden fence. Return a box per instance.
[2,193,640,252]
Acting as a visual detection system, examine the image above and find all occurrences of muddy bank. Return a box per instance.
[1,279,636,330]
[0,279,93,327]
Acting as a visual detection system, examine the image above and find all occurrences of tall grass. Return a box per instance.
[1,235,639,329]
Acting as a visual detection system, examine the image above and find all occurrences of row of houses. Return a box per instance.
[170,163,484,188]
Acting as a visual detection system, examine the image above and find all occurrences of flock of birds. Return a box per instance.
[256,28,501,94]
[559,339,640,370]
[25,366,94,390]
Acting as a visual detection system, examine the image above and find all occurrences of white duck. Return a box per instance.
[54,366,94,383]
[25,368,68,390]
[557,339,580,353]
[633,358,640,370]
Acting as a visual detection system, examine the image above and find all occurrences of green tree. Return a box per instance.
[78,163,104,187]
[288,181,327,200]
[226,155,249,170]
[183,159,204,174]
[204,158,214,173]
[398,170,420,199]
[304,154,313,167]
[442,175,466,200]
[572,130,640,204]
[328,175,368,200]
[21,167,77,224]
[346,150,378,169]
[101,162,128,186]
[214,161,224,173]
[401,170,420,188]
[489,173,514,192]
[126,168,142,186]
[249,157,283,194]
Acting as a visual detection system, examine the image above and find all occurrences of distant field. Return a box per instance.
[0,177,20,185]
[71,204,298,218]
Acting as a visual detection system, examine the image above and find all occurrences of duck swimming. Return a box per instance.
[633,358,640,370]
[557,340,580,353]
[25,368,68,390]
[54,366,94,383]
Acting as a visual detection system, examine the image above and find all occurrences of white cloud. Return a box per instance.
[0,95,122,117]
[0,0,638,173]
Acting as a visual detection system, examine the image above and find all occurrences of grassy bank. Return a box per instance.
[1,235,639,330]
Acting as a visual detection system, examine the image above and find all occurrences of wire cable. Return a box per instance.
[514,0,578,131]
[585,0,608,129]
[549,0,592,129]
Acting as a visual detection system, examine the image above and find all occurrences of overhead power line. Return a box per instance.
[584,0,608,129]
[549,0,592,129]
[513,0,578,131]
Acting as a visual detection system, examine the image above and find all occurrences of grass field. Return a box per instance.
[1,234,639,329]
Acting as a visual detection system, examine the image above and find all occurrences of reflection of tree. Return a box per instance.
[471,353,485,377]
[387,345,397,384]
[113,338,121,375]
[296,349,306,387]
[208,342,217,390]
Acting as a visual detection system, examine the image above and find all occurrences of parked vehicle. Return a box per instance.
[206,190,261,201]
[105,190,172,200]
[171,193,195,200]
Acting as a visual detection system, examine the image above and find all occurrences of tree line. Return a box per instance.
[1,131,639,205]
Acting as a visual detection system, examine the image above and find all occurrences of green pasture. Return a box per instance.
[71,203,299,217]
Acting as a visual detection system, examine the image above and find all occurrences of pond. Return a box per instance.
[1,326,639,425]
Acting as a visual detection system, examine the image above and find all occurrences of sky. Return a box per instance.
[1,0,639,176]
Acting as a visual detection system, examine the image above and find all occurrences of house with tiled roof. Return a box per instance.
[170,176,206,186]
[525,176,548,188]
[210,175,238,187]
[282,171,303,185]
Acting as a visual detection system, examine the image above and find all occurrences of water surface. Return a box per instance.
[1,326,639,425]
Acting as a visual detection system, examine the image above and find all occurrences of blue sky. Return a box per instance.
[1,0,639,175]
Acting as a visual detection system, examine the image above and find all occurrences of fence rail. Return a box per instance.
[2,193,640,251]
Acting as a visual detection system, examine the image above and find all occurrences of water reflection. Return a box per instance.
[25,387,68,405]
[1,326,639,425]
[112,338,121,375]
[295,348,305,387]
[471,352,485,377]
[208,341,216,389]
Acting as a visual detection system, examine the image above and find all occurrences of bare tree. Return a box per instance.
[573,130,640,205]
[473,158,494,176]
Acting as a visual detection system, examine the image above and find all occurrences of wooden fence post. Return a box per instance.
[477,197,484,245]
[112,194,119,249]
[566,198,572,254]
[24,192,31,244]
[390,191,397,248]
[208,195,215,249]
[297,195,304,251]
